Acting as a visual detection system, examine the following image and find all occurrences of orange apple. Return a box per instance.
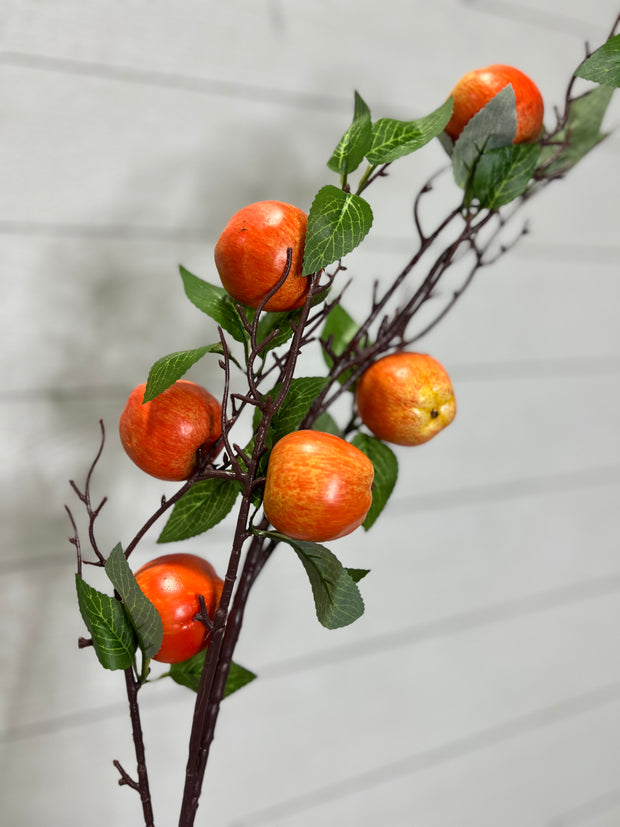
[135,553,224,664]
[214,200,309,312]
[119,380,222,481]
[262,430,374,542]
[445,64,544,143]
[355,352,456,446]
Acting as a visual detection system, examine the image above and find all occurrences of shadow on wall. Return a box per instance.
[1,93,334,569]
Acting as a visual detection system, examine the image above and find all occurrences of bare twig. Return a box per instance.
[67,420,108,566]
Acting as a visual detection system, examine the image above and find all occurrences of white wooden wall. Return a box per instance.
[2,2,620,825]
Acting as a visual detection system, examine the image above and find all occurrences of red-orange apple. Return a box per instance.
[263,430,374,542]
[119,380,222,481]
[355,352,456,446]
[214,200,309,312]
[445,64,544,143]
[135,553,224,664]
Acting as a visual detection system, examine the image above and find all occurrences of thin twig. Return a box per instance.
[67,420,108,566]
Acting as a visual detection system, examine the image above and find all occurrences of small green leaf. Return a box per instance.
[292,539,365,629]
[352,434,398,530]
[366,97,454,164]
[223,661,258,697]
[345,568,370,583]
[320,303,364,389]
[170,653,257,697]
[452,85,517,191]
[327,91,372,176]
[104,544,163,660]
[303,185,373,275]
[158,477,241,543]
[269,376,331,440]
[75,574,136,670]
[143,345,224,403]
[537,85,614,178]
[575,34,620,87]
[321,304,359,368]
[312,411,343,437]
[258,531,364,629]
[180,266,247,342]
[168,650,204,691]
[472,143,541,209]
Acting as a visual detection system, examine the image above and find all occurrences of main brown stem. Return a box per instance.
[122,669,155,826]
[177,269,323,827]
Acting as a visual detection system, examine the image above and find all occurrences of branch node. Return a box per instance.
[194,594,215,632]
[113,759,140,791]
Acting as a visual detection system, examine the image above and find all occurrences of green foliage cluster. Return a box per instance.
[76,545,162,675]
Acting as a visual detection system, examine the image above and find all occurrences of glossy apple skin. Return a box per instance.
[135,553,224,664]
[119,380,222,481]
[445,64,544,143]
[263,430,374,542]
[214,200,309,312]
[356,352,456,447]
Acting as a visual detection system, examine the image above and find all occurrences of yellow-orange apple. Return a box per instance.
[355,352,456,446]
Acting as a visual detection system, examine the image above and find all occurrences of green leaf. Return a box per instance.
[366,97,454,164]
[258,530,364,629]
[104,544,163,660]
[223,661,258,697]
[537,85,614,178]
[327,91,372,176]
[575,34,620,87]
[75,574,136,670]
[143,345,224,403]
[452,85,517,191]
[169,650,204,691]
[158,477,241,543]
[345,567,370,583]
[180,266,247,343]
[471,143,541,209]
[269,376,331,440]
[320,304,359,368]
[320,303,364,389]
[352,434,398,530]
[170,653,257,697]
[312,411,343,437]
[303,185,373,275]
[291,538,365,629]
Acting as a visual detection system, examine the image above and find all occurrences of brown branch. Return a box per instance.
[119,668,155,826]
[113,760,140,791]
[177,269,324,827]
[67,420,108,566]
